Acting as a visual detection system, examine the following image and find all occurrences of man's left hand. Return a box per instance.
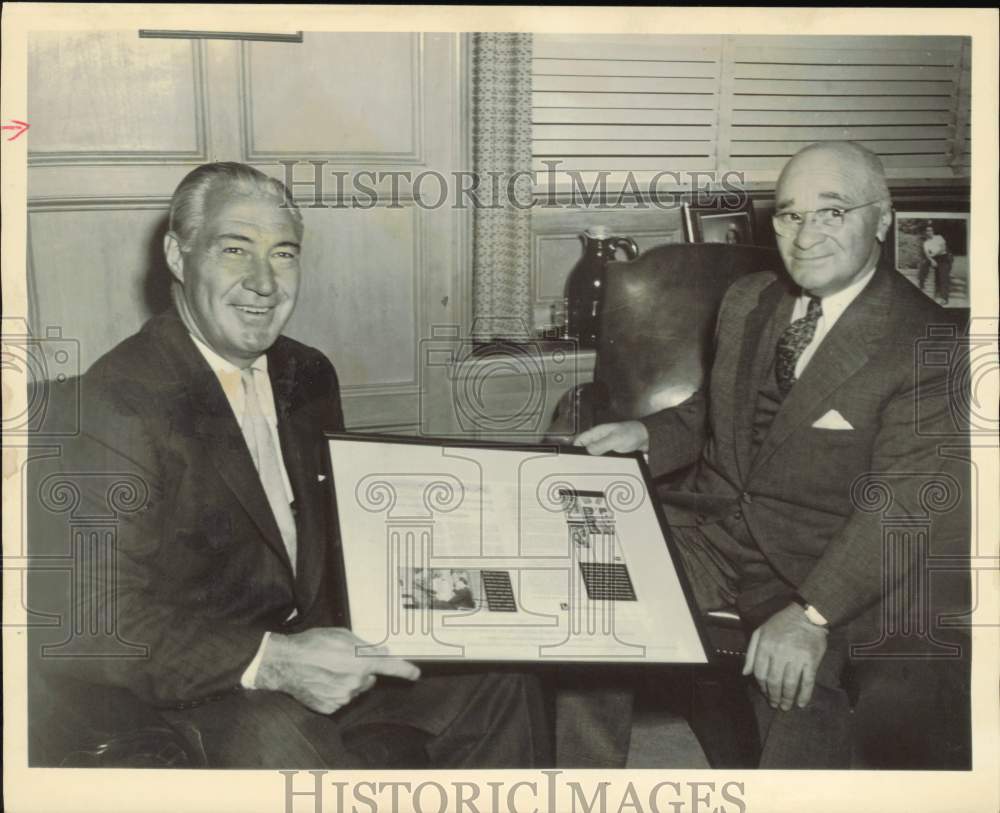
[742,603,828,711]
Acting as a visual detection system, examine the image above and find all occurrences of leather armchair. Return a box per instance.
[548,241,781,453]
[29,672,201,768]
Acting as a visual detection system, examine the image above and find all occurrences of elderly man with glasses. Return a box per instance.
[575,141,969,768]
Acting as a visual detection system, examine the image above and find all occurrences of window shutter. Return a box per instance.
[724,36,972,181]
[532,34,971,190]
[532,35,723,191]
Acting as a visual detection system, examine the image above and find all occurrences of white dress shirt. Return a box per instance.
[791,264,878,378]
[189,335,295,504]
[189,334,294,689]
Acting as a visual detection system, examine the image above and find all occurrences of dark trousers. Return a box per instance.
[669,523,970,769]
[553,672,634,768]
[918,253,953,302]
[161,670,550,769]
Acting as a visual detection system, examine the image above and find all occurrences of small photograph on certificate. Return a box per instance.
[399,568,481,611]
[325,433,710,665]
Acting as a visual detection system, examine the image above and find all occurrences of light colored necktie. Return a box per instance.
[240,367,297,573]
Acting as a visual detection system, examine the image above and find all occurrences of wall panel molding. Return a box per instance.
[285,199,425,395]
[240,33,425,164]
[27,196,173,212]
[28,40,209,167]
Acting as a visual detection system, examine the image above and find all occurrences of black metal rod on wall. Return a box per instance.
[138,30,303,42]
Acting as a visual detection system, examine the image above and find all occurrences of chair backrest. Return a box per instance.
[592,242,782,422]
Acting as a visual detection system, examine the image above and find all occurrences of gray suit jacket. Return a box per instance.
[642,262,967,629]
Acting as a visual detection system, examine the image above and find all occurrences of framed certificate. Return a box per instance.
[325,433,711,664]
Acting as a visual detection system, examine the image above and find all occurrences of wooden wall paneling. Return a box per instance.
[203,39,245,162]
[245,33,464,434]
[27,165,203,201]
[241,32,422,163]
[27,203,173,374]
[27,32,207,164]
[26,32,467,438]
[286,203,420,387]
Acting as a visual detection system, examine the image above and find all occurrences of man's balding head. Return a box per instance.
[773,141,893,297]
[777,141,890,206]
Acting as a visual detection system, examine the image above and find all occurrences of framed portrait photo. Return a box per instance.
[683,200,756,246]
[894,211,970,309]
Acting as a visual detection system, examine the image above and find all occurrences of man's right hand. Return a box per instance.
[255,628,420,715]
[573,421,650,455]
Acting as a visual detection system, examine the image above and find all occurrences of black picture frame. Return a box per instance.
[683,200,756,246]
[322,431,716,665]
[138,30,304,42]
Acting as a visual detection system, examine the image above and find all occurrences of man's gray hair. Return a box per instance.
[779,141,891,203]
[168,162,303,249]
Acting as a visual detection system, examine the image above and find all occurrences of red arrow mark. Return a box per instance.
[1,120,30,141]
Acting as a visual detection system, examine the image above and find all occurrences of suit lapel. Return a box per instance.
[156,313,294,576]
[749,264,891,476]
[268,344,326,613]
[732,280,794,480]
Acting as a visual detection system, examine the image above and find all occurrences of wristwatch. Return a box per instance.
[792,594,828,627]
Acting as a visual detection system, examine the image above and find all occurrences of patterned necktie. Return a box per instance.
[774,296,823,397]
[240,367,297,573]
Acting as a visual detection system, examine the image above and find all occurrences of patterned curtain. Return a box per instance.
[471,33,533,341]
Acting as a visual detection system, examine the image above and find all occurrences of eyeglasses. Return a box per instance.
[772,199,886,237]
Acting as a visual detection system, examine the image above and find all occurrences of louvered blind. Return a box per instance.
[532,34,971,191]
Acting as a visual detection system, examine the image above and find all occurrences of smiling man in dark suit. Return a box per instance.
[32,162,548,768]
[576,142,969,768]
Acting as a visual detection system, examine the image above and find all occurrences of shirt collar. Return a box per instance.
[799,263,878,324]
[188,333,268,378]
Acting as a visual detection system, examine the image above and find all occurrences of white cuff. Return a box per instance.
[803,604,828,627]
[240,632,271,689]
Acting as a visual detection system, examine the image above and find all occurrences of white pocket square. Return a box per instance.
[812,409,854,430]
[317,474,327,482]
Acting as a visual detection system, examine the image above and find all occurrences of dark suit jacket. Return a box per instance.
[641,262,967,630]
[31,310,345,706]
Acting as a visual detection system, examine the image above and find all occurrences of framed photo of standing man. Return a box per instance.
[894,211,970,308]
